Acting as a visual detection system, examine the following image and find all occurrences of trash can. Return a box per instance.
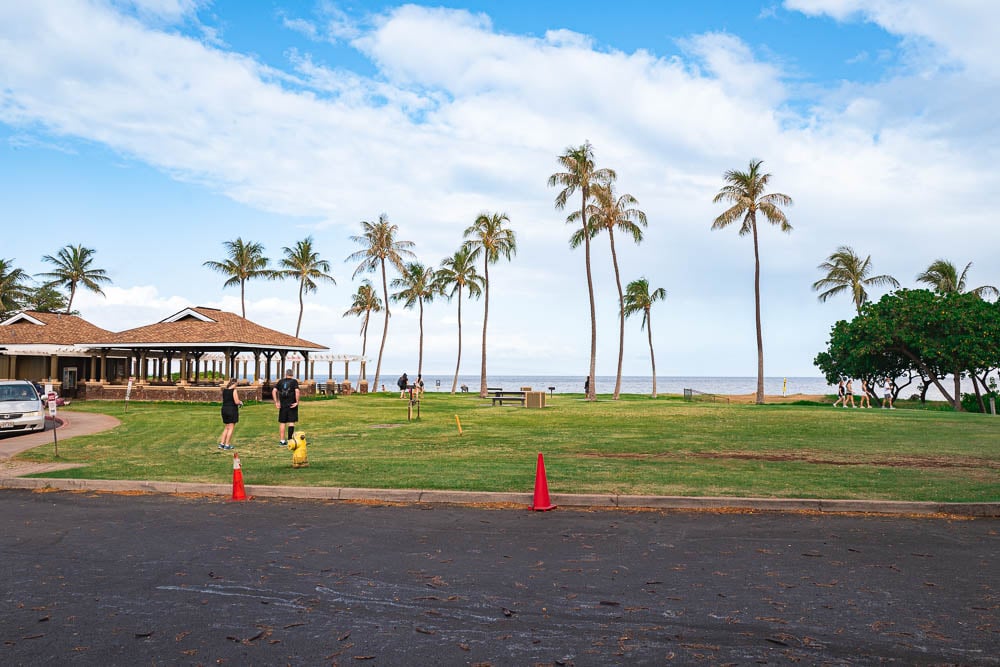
[526,391,545,409]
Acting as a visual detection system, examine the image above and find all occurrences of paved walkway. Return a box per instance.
[1,410,997,517]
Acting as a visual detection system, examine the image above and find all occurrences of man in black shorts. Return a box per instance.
[272,369,300,446]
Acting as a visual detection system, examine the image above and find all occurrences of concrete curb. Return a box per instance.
[1,477,997,517]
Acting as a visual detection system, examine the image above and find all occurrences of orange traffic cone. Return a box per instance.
[531,452,556,511]
[230,452,249,501]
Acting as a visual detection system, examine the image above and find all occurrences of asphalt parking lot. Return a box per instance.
[0,489,997,665]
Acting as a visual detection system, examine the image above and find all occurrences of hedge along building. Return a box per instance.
[80,306,329,402]
[0,306,338,402]
[0,310,121,397]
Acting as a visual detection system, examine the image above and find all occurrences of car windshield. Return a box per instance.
[0,385,38,402]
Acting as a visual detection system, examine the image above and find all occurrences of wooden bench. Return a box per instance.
[490,391,526,407]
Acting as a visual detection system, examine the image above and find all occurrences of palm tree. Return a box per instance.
[37,244,111,314]
[434,247,483,394]
[343,280,382,382]
[276,236,336,338]
[463,212,517,398]
[391,262,440,378]
[573,184,647,400]
[548,141,616,401]
[622,278,667,398]
[711,159,793,405]
[812,246,899,314]
[916,259,999,299]
[0,258,30,317]
[347,214,415,392]
[202,238,271,318]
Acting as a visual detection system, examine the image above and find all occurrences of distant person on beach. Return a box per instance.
[833,379,846,407]
[584,376,590,395]
[397,373,409,398]
[859,379,871,408]
[218,378,243,450]
[845,379,856,408]
[415,374,424,397]
[272,370,300,446]
[882,380,895,409]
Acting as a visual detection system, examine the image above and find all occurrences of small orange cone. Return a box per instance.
[531,452,556,511]
[230,452,249,501]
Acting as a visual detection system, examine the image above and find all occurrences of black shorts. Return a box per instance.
[221,405,239,424]
[278,405,298,424]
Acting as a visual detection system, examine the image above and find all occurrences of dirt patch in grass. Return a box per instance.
[583,450,1000,469]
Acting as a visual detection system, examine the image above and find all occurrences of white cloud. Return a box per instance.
[2,1,999,378]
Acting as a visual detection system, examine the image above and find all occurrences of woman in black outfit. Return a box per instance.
[218,378,243,450]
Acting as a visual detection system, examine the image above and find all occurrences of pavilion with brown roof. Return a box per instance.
[81,306,328,402]
[0,311,118,394]
[1,307,339,402]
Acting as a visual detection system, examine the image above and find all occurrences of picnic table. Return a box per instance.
[489,389,526,407]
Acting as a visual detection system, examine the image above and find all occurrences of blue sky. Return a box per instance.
[2,1,999,381]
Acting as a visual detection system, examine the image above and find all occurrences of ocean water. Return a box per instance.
[314,374,838,396]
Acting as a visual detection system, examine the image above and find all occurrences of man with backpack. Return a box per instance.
[272,369,300,446]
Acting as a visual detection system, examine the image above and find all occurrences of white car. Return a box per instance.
[0,381,46,434]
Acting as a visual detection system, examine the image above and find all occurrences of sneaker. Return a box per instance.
[279,440,287,447]
[218,444,233,450]
[217,443,226,449]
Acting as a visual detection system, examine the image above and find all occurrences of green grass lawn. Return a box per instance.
[16,392,1000,502]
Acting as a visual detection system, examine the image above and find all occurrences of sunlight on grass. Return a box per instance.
[15,393,1000,502]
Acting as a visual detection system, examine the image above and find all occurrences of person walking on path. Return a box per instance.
[397,373,409,399]
[272,370,300,446]
[218,379,243,450]
[882,379,895,409]
[859,379,871,408]
[833,379,846,407]
[845,379,856,408]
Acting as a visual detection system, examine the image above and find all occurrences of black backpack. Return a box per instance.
[277,379,295,400]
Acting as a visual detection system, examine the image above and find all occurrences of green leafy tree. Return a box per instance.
[574,184,647,399]
[36,244,111,314]
[347,214,415,392]
[343,280,382,381]
[812,246,899,314]
[23,283,70,314]
[391,262,440,378]
[463,212,517,398]
[815,289,1000,410]
[0,258,30,317]
[276,236,336,338]
[434,247,483,394]
[622,277,667,398]
[202,238,271,318]
[916,259,998,300]
[548,141,616,400]
[712,159,793,404]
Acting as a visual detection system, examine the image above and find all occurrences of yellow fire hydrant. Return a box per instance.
[288,432,309,468]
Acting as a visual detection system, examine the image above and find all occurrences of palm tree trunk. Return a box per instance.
[583,192,596,401]
[647,310,657,398]
[609,230,624,400]
[295,281,305,338]
[479,262,490,398]
[240,280,246,318]
[374,259,390,392]
[417,298,424,377]
[451,292,463,394]
[751,217,764,405]
[66,282,77,314]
